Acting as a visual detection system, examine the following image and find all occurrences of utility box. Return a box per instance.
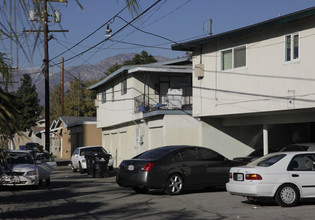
[195,64,204,78]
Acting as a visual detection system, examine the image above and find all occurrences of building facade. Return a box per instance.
[172,7,315,158]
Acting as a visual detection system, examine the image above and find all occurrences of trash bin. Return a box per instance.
[85,152,109,178]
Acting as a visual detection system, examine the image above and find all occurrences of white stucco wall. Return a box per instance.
[192,25,315,118]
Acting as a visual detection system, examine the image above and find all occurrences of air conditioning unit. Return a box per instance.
[195,64,204,78]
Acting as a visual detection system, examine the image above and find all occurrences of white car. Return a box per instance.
[226,151,315,207]
[0,150,39,187]
[71,146,114,173]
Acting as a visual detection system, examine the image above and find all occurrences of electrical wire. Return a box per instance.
[51,0,162,67]
[49,0,134,62]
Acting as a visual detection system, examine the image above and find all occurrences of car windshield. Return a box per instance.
[5,152,34,164]
[250,154,286,167]
[80,147,106,156]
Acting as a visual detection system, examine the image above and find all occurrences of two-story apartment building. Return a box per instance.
[172,7,315,157]
[89,58,206,166]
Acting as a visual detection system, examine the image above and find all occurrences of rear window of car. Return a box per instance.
[80,147,106,156]
[250,154,286,167]
[135,148,173,160]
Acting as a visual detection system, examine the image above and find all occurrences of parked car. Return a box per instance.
[32,151,56,185]
[71,146,114,173]
[0,150,39,187]
[116,145,245,195]
[279,143,315,152]
[233,146,283,164]
[226,151,315,207]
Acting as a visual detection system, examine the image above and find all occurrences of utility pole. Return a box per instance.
[61,57,64,116]
[25,0,68,152]
[43,0,50,152]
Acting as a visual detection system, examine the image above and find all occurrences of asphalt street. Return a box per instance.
[1,165,315,219]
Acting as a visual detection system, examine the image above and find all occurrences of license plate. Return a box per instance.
[9,176,20,183]
[128,165,134,171]
[234,173,244,181]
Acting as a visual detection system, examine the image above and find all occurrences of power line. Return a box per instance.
[51,0,162,67]
[49,1,133,62]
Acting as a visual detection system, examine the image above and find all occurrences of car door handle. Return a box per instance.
[292,174,299,177]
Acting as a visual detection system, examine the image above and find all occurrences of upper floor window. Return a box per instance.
[121,79,127,95]
[285,33,299,62]
[101,91,106,103]
[221,45,246,70]
[111,87,114,102]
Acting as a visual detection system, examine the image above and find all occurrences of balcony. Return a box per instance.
[134,92,192,114]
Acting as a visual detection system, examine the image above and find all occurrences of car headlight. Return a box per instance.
[25,170,38,176]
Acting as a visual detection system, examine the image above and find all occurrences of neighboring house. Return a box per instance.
[89,57,200,167]
[50,116,101,160]
[9,118,46,150]
[172,7,315,158]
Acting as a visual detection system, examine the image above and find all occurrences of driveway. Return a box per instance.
[1,165,315,219]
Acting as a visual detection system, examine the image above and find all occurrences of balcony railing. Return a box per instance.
[134,94,192,113]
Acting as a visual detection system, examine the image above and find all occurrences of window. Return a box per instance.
[111,87,114,102]
[121,79,127,95]
[285,33,299,62]
[198,148,225,161]
[288,154,315,171]
[221,45,246,70]
[179,149,198,161]
[101,91,106,103]
[251,154,286,167]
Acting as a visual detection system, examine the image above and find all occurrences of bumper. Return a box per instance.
[226,181,277,198]
[1,175,39,186]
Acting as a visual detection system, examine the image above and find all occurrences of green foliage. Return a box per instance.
[50,79,98,121]
[14,74,43,131]
[105,51,157,75]
[124,51,157,65]
[0,53,18,145]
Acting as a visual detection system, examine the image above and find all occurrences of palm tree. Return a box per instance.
[0,53,18,148]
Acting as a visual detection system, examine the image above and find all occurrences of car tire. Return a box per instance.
[165,173,184,195]
[132,186,149,194]
[79,162,84,174]
[275,184,300,207]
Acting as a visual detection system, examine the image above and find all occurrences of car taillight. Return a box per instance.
[245,174,262,180]
[229,172,232,179]
[141,162,154,171]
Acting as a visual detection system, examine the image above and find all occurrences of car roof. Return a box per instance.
[77,146,102,150]
[268,151,315,156]
[6,150,31,153]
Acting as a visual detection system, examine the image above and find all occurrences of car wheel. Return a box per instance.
[165,173,184,195]
[79,162,84,174]
[132,186,149,194]
[275,184,300,207]
[71,162,77,172]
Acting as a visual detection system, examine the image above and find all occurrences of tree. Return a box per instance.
[14,74,43,131]
[50,79,97,121]
[124,51,157,65]
[105,51,157,75]
[0,53,18,148]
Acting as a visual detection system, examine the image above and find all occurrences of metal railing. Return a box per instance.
[134,94,192,113]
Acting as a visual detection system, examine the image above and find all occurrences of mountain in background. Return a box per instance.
[13,53,170,105]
